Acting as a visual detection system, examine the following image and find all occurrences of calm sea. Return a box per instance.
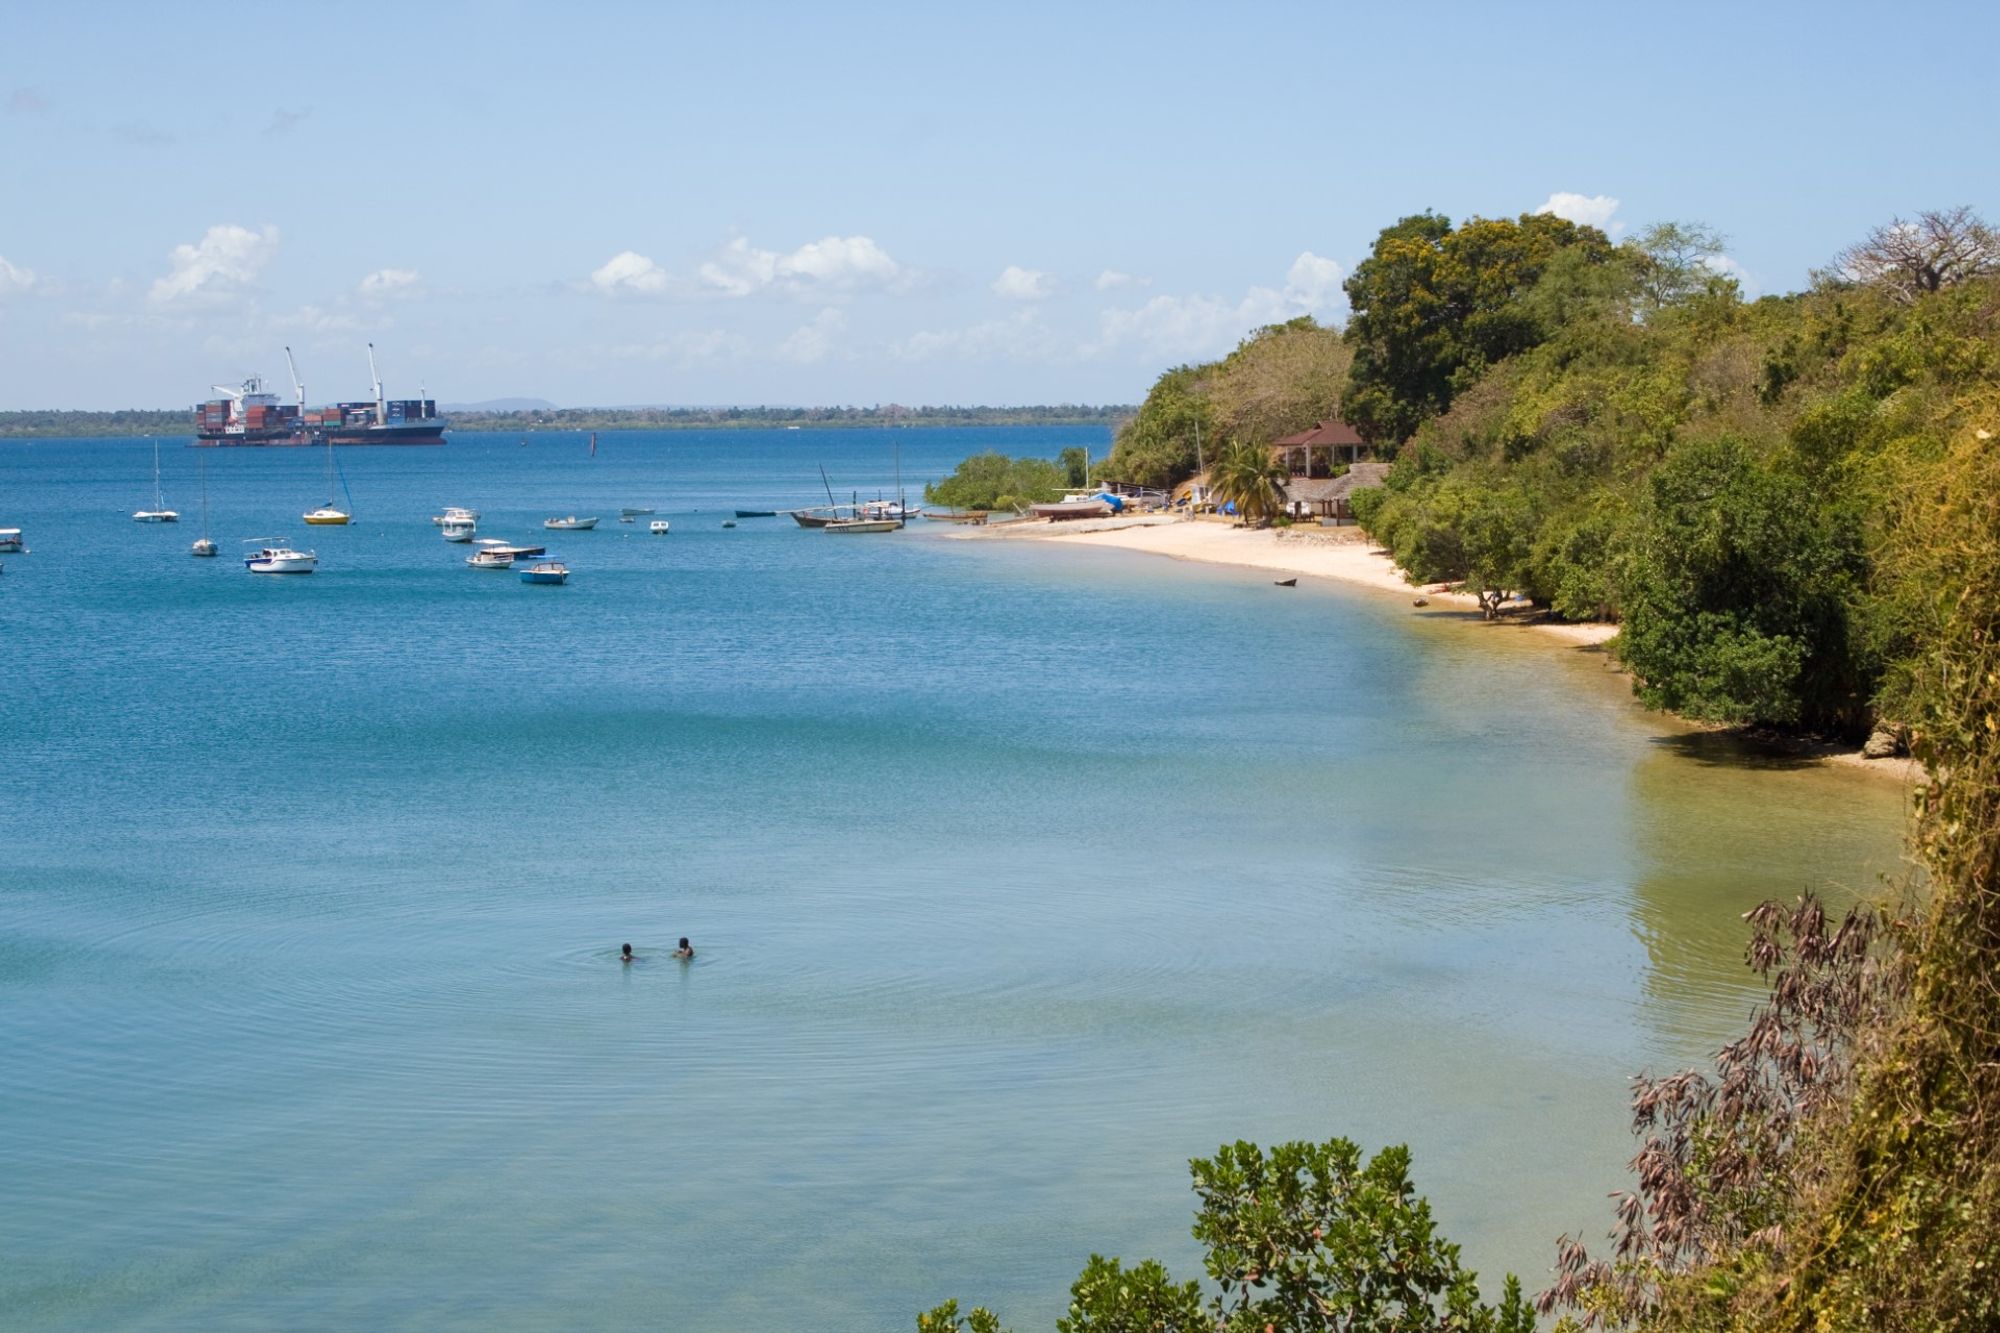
[0,428,1905,1330]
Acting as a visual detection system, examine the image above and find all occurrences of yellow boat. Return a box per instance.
[303,506,350,525]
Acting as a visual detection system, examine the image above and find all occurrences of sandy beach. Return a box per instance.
[952,513,1919,782]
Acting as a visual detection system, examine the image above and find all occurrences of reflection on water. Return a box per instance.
[0,433,1909,1330]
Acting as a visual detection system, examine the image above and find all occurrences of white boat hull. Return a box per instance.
[133,511,180,523]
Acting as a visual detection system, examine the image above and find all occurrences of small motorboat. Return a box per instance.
[467,548,515,569]
[519,561,569,585]
[0,529,22,553]
[620,507,655,519]
[441,514,478,542]
[721,520,737,529]
[649,520,671,534]
[734,509,778,518]
[543,516,599,531]
[432,507,480,526]
[243,543,317,574]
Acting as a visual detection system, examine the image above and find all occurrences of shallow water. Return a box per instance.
[0,430,1906,1329]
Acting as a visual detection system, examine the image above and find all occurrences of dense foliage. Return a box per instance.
[1348,209,2000,736]
[1102,319,1349,488]
[923,451,1068,511]
[921,1138,1536,1333]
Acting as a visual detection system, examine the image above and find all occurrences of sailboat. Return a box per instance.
[133,439,180,522]
[297,348,351,524]
[191,452,218,556]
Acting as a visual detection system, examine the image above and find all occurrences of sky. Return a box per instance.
[3,0,1996,410]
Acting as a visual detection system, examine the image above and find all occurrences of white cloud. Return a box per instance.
[700,234,905,299]
[605,330,750,366]
[1094,269,1149,292]
[1283,251,1344,308]
[591,250,670,295]
[359,267,420,298]
[269,304,363,334]
[894,310,1063,363]
[778,308,848,364]
[1091,251,1344,361]
[1700,252,1758,294]
[0,255,37,296]
[992,264,1054,301]
[1534,192,1623,236]
[150,224,279,303]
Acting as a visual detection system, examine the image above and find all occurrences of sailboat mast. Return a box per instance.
[199,451,210,537]
[153,439,164,510]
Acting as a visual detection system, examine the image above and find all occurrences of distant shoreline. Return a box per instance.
[951,514,1919,783]
[0,407,1133,439]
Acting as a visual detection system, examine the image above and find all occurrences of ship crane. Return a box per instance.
[208,376,263,427]
[283,347,306,413]
[367,342,385,426]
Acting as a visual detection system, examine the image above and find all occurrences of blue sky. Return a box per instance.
[4,0,1995,409]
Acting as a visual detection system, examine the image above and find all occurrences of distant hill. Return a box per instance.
[439,397,561,413]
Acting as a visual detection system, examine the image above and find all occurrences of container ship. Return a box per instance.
[193,344,447,446]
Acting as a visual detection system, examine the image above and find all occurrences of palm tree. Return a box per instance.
[1206,438,1290,526]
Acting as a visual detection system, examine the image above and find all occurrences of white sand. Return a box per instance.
[956,514,1617,645]
[952,514,1920,782]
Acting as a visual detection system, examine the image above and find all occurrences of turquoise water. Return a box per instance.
[1,430,1905,1329]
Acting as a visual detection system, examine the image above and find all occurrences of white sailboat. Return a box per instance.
[191,451,218,556]
[133,439,180,522]
[297,348,351,525]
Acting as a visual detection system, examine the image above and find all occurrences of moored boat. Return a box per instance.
[649,520,671,534]
[303,506,351,526]
[133,440,179,522]
[543,516,599,531]
[734,509,778,518]
[243,542,317,574]
[519,561,569,584]
[441,514,478,542]
[467,547,514,569]
[432,506,479,526]
[0,528,24,553]
[790,507,844,528]
[476,539,546,560]
[825,518,900,534]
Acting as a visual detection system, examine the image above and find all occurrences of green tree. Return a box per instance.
[1206,318,1353,447]
[1616,435,1868,730]
[925,452,1068,511]
[926,1138,1534,1333]
[1342,211,1616,445]
[1206,438,1289,525]
[1625,220,1730,311]
[1103,364,1215,488]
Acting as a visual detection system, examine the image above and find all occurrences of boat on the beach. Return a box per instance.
[825,518,900,534]
[790,507,844,528]
[467,547,515,569]
[923,509,989,525]
[519,561,569,585]
[543,516,599,531]
[243,542,317,574]
[441,514,477,542]
[649,520,671,534]
[133,441,179,522]
[1030,498,1115,521]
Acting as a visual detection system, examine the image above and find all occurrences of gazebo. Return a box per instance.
[1269,418,1367,477]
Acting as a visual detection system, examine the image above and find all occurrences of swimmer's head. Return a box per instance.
[678,937,690,950]
[621,943,633,959]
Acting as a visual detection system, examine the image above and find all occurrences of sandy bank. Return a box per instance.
[951,514,1916,783]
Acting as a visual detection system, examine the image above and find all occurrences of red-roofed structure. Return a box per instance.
[1269,418,1368,476]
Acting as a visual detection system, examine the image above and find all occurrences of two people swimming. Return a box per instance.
[619,937,695,964]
